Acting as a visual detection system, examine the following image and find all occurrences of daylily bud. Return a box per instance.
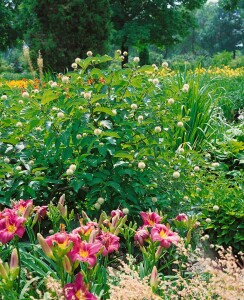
[155,245,163,259]
[81,210,90,221]
[10,249,18,271]
[23,202,33,219]
[37,233,55,260]
[150,266,158,290]
[0,261,8,279]
[62,255,72,274]
[59,194,65,206]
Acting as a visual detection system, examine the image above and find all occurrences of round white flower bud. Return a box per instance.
[95,103,101,107]
[94,202,101,210]
[173,171,180,179]
[151,197,158,203]
[1,95,7,100]
[16,122,23,127]
[213,205,219,211]
[16,166,22,171]
[138,115,143,122]
[61,76,69,84]
[122,208,129,215]
[210,244,215,249]
[205,218,211,223]
[204,234,209,240]
[177,147,184,153]
[131,103,138,110]
[182,84,189,93]
[4,157,10,164]
[22,92,29,98]
[177,121,184,128]
[196,187,201,192]
[35,127,42,131]
[87,51,93,57]
[94,128,102,136]
[57,112,64,118]
[168,98,174,105]
[162,61,169,68]
[66,169,74,176]
[123,51,128,56]
[97,197,105,205]
[75,58,81,64]
[120,55,124,60]
[71,63,78,69]
[69,164,76,171]
[84,92,92,99]
[138,162,146,169]
[183,196,189,201]
[18,100,23,104]
[112,109,117,115]
[211,162,219,167]
[116,50,121,55]
[154,126,162,133]
[29,160,34,165]
[51,82,58,88]
[83,133,88,137]
[33,89,39,94]
[76,134,82,139]
[52,106,58,111]
[152,78,159,85]
[79,106,84,110]
[133,57,140,63]
[194,166,200,172]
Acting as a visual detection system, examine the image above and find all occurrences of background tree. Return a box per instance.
[17,0,111,71]
[110,0,207,64]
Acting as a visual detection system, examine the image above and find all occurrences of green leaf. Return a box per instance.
[106,181,122,194]
[93,107,115,116]
[41,90,59,105]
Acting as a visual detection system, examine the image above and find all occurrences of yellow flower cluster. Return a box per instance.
[0,79,35,89]
[193,66,244,77]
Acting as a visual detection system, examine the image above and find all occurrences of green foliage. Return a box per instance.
[17,0,111,71]
[213,51,233,66]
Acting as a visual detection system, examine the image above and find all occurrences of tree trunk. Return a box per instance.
[233,49,236,59]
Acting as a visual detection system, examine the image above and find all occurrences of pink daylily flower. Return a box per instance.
[110,209,125,218]
[64,273,97,300]
[140,212,162,226]
[151,224,179,248]
[175,213,188,222]
[72,221,98,239]
[12,199,33,217]
[134,226,150,246]
[95,231,120,256]
[68,241,102,267]
[0,210,26,244]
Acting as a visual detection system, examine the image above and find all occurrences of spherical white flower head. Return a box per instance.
[120,55,124,60]
[204,234,209,240]
[52,106,58,111]
[83,133,88,137]
[61,76,69,84]
[16,122,23,127]
[51,82,58,88]
[152,64,157,68]
[133,57,140,63]
[71,63,78,69]
[167,98,174,105]
[18,100,23,104]
[1,95,7,100]
[94,128,102,136]
[79,106,84,110]
[154,126,162,133]
[76,134,82,139]
[94,202,101,210]
[112,109,117,116]
[35,126,42,131]
[33,89,39,94]
[75,57,81,64]
[196,187,201,192]
[205,218,211,223]
[182,84,189,93]
[123,51,128,56]
[87,51,93,57]
[152,78,159,85]
[84,92,92,99]
[162,61,169,68]
[138,115,144,122]
[22,91,29,98]
[4,157,10,164]
[57,112,64,118]
[49,80,54,86]
[211,162,219,167]
[131,103,138,110]
[66,168,74,176]
[210,244,215,249]
[138,162,146,169]
[151,197,158,203]
[97,197,105,205]
[177,121,184,128]
[95,103,101,107]
[173,171,180,179]
[177,147,184,154]
[122,208,129,215]
[183,196,189,201]
[69,164,77,171]
[194,166,200,172]
[29,160,34,165]
[16,166,22,171]
[116,49,122,55]
[213,205,219,211]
